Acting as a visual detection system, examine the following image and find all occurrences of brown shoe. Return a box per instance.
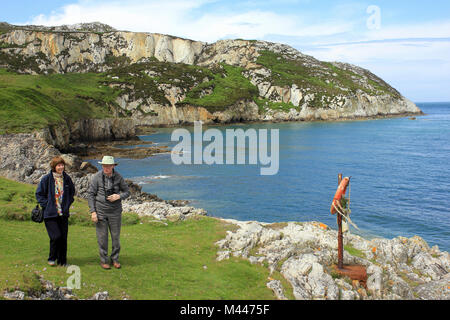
[100,263,111,270]
[113,261,121,269]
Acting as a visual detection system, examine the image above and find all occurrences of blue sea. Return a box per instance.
[89,102,450,252]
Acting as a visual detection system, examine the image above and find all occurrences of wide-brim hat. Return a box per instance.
[98,156,118,166]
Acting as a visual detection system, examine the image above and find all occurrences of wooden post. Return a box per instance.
[337,173,344,269]
[333,175,367,285]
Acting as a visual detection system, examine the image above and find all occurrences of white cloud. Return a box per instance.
[25,0,450,101]
[306,39,450,64]
[364,20,450,41]
[29,0,213,38]
[27,0,355,43]
[301,38,450,101]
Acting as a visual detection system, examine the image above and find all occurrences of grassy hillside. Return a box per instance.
[0,60,261,134]
[255,50,401,107]
[0,69,119,134]
[102,59,260,113]
[179,63,259,112]
[0,176,292,300]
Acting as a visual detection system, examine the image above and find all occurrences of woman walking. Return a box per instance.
[36,156,75,266]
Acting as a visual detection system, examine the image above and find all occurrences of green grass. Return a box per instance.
[0,218,279,299]
[255,51,400,107]
[344,244,366,260]
[0,69,121,134]
[180,64,259,112]
[0,24,13,35]
[0,176,41,221]
[0,176,282,299]
[256,50,328,87]
[254,97,299,114]
[254,51,345,108]
[104,57,214,107]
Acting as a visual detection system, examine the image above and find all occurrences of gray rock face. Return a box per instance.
[90,291,109,300]
[0,132,64,184]
[280,254,340,300]
[0,28,205,73]
[41,118,137,151]
[215,220,449,300]
[267,280,288,300]
[414,273,450,300]
[122,199,207,221]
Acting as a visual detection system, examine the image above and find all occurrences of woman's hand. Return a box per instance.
[91,212,98,223]
[107,194,121,202]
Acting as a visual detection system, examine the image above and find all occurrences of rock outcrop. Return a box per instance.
[122,200,207,222]
[42,118,137,151]
[216,220,450,300]
[0,27,204,73]
[0,132,68,184]
[2,272,111,300]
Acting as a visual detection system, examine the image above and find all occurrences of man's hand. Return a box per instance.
[91,212,98,223]
[107,194,121,202]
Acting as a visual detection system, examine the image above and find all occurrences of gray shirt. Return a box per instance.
[87,170,130,215]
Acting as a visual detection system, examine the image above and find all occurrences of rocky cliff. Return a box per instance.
[0,21,422,144]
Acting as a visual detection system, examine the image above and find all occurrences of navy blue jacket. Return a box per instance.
[35,171,76,219]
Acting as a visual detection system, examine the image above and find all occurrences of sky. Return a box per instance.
[1,0,450,102]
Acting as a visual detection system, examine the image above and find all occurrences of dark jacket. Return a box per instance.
[35,171,76,219]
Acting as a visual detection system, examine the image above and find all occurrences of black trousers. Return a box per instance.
[44,216,69,265]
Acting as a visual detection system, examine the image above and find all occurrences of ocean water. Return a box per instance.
[89,103,450,251]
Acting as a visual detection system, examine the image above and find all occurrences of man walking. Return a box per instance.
[88,156,130,269]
